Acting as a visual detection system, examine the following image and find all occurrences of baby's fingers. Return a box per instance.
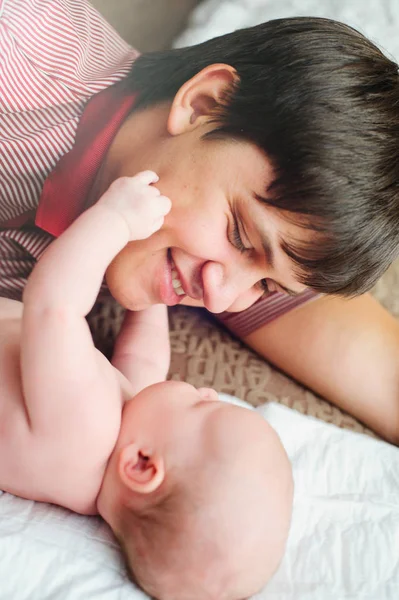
[157,195,172,216]
[134,170,159,185]
[152,216,166,233]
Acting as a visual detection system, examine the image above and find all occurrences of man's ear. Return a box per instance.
[118,443,165,495]
[167,63,238,136]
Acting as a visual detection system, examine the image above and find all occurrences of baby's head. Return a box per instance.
[98,381,293,600]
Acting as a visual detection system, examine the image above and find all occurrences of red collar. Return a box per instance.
[36,83,137,237]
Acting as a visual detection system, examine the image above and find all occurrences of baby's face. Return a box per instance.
[118,381,265,469]
[99,382,293,599]
[121,380,225,450]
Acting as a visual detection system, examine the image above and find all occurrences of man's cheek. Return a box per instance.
[105,247,140,291]
[135,224,171,250]
[181,227,225,257]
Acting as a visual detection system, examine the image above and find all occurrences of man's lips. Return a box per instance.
[157,249,205,306]
[169,250,204,301]
[158,249,187,306]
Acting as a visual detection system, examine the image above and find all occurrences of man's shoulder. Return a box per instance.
[0,0,138,230]
[0,0,137,105]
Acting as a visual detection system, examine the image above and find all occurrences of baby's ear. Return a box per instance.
[118,443,165,495]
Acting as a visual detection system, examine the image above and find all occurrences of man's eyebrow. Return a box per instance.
[251,194,302,297]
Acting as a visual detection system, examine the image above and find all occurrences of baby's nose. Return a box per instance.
[197,388,219,402]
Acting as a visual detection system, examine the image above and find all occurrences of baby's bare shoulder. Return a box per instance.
[0,301,35,498]
[0,299,25,427]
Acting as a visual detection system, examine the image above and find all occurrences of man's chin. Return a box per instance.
[180,297,205,308]
[127,296,205,311]
[106,270,206,311]
[115,293,204,312]
[105,281,152,311]
[116,293,154,312]
[104,265,151,310]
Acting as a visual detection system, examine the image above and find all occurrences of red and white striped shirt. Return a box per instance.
[0,0,315,336]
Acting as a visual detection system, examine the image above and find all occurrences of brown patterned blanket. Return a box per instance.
[89,259,399,439]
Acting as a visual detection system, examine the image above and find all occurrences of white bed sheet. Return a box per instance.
[174,0,399,63]
[1,397,398,600]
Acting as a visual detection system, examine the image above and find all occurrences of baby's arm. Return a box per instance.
[112,305,171,396]
[21,172,170,435]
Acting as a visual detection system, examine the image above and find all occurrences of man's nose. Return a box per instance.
[201,262,264,313]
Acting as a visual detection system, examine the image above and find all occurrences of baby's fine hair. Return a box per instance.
[117,479,218,600]
[116,465,292,600]
[128,17,399,297]
[117,486,182,599]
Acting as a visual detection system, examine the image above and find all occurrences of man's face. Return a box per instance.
[105,132,307,313]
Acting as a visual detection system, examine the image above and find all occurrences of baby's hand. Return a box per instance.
[97,171,171,240]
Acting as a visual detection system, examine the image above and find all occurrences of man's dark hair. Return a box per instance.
[127,17,399,296]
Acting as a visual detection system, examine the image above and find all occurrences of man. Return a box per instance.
[1,0,399,443]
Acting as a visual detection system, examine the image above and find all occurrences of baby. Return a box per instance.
[0,172,293,600]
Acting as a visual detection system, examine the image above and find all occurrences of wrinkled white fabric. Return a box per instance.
[174,0,399,63]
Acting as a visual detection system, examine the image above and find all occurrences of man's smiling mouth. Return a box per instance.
[168,249,204,302]
[170,258,185,296]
